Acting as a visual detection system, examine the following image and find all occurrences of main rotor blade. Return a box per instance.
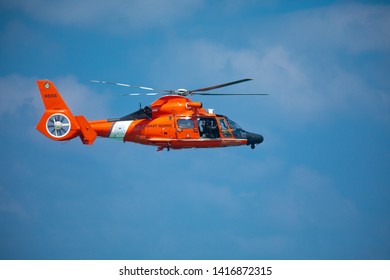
[90,80,155,91]
[119,92,160,96]
[192,92,268,96]
[190,78,253,93]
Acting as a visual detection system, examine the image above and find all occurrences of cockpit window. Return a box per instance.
[218,117,233,138]
[225,117,246,139]
[219,118,228,130]
[177,119,195,128]
[226,117,241,130]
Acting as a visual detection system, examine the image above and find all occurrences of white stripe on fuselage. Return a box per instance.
[109,121,133,140]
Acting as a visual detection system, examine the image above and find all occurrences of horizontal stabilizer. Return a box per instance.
[75,116,97,145]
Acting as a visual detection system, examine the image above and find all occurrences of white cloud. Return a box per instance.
[148,41,339,122]
[316,4,390,52]
[0,74,39,115]
[3,2,388,124]
[0,74,111,119]
[0,20,58,53]
[261,3,390,53]
[265,165,359,231]
[147,3,390,124]
[4,0,203,32]
[0,186,29,219]
[51,75,111,119]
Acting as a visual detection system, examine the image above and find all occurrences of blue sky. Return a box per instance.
[0,0,389,259]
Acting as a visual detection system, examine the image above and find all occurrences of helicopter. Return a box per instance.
[36,78,265,151]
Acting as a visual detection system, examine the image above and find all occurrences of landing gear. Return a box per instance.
[251,144,255,149]
[157,145,171,152]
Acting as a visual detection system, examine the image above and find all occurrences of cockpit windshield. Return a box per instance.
[226,117,242,130]
[225,116,246,139]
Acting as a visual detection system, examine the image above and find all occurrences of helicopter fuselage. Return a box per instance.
[90,95,263,150]
[36,80,264,150]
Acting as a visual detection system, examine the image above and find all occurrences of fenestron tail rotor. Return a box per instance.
[46,113,71,138]
[91,78,268,97]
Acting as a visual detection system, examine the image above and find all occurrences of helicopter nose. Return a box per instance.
[246,132,264,149]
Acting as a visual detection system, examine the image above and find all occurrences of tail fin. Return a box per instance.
[36,80,97,145]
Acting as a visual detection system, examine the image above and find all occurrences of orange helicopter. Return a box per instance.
[36,78,265,151]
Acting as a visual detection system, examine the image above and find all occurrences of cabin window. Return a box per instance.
[177,119,195,129]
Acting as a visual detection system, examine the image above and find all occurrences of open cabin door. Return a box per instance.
[195,116,235,139]
[197,117,220,139]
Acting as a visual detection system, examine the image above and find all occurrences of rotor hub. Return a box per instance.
[175,88,189,96]
[54,121,63,130]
